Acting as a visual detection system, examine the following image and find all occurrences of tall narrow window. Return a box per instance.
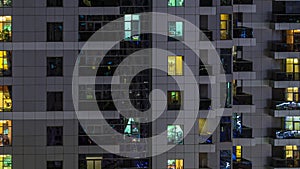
[0,51,11,76]
[0,16,11,42]
[220,14,231,40]
[168,56,183,76]
[167,159,184,169]
[220,150,231,169]
[0,120,11,146]
[0,86,12,112]
[168,21,184,41]
[167,91,183,110]
[220,117,231,142]
[124,14,140,41]
[47,0,63,7]
[47,22,63,42]
[47,126,63,146]
[199,118,212,144]
[167,125,184,144]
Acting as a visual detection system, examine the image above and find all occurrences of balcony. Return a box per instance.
[233,59,256,80]
[271,129,300,146]
[270,72,300,88]
[233,27,256,46]
[233,0,256,13]
[270,43,300,59]
[233,93,256,113]
[233,159,252,169]
[271,14,300,30]
[271,101,300,117]
[199,0,216,15]
[233,126,256,146]
[234,93,252,105]
[271,158,300,168]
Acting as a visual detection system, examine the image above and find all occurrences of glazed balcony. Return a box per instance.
[233,93,253,105]
[233,0,256,13]
[200,29,213,41]
[233,27,256,46]
[271,129,300,146]
[233,59,256,80]
[271,14,300,30]
[271,43,300,59]
[271,158,300,168]
[199,98,212,110]
[233,159,252,169]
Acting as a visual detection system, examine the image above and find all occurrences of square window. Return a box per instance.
[167,91,183,110]
[168,56,183,76]
[47,127,63,146]
[47,92,63,111]
[0,0,11,7]
[0,155,12,168]
[47,57,63,76]
[47,0,63,7]
[47,161,63,169]
[167,125,184,145]
[47,22,63,42]
[168,0,184,6]
[168,21,183,41]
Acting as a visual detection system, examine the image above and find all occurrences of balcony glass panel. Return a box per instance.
[273,14,300,23]
[272,72,300,81]
[272,158,300,168]
[233,93,253,105]
[233,0,253,5]
[272,100,300,110]
[233,27,253,38]
[233,59,253,72]
[272,42,300,52]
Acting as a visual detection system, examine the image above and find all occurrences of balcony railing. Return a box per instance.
[233,126,253,138]
[200,30,213,41]
[199,135,213,144]
[272,100,300,110]
[233,0,253,4]
[271,42,300,52]
[272,72,300,81]
[233,59,253,72]
[233,159,252,169]
[273,14,300,23]
[275,129,300,139]
[272,158,300,168]
[200,98,212,110]
[233,27,253,38]
[200,0,212,6]
[233,93,253,105]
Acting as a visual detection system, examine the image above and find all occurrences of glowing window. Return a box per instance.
[167,159,183,169]
[124,118,140,142]
[168,0,184,6]
[285,145,298,159]
[220,14,231,40]
[0,0,11,7]
[0,51,11,76]
[124,14,140,41]
[168,56,183,76]
[167,124,184,144]
[286,87,298,102]
[168,21,183,40]
[0,155,12,169]
[0,120,11,146]
[0,16,11,42]
[167,91,183,110]
[0,86,11,112]
[286,58,299,73]
[285,116,300,130]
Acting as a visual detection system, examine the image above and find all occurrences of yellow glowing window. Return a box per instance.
[286,87,299,102]
[167,159,183,169]
[168,56,183,76]
[286,58,299,73]
[0,16,11,42]
[0,86,11,112]
[236,146,242,159]
[285,145,298,159]
[220,14,231,40]
[0,51,9,71]
[199,118,208,134]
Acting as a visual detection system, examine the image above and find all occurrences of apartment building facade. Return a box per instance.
[0,0,297,169]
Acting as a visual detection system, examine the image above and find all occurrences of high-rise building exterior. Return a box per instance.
[0,0,299,169]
